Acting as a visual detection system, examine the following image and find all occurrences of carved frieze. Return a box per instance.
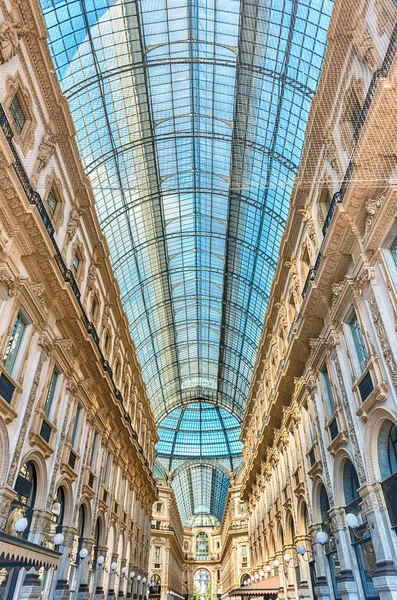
[368,293,397,390]
[365,192,387,234]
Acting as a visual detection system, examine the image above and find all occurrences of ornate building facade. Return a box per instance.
[240,1,397,599]
[0,0,157,598]
[2,0,397,599]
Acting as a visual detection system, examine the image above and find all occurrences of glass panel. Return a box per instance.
[320,365,335,419]
[10,94,26,133]
[349,310,368,373]
[39,0,334,521]
[44,366,60,418]
[4,313,27,375]
[90,431,99,469]
[71,404,83,449]
[47,188,58,215]
[391,236,397,268]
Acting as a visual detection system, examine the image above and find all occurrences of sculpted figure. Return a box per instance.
[0,17,21,64]
[36,132,58,174]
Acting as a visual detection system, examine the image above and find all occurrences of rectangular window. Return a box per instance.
[47,188,58,215]
[349,310,368,373]
[4,312,27,374]
[90,431,99,469]
[154,546,161,565]
[71,404,83,449]
[72,254,80,272]
[10,93,26,133]
[43,366,60,418]
[391,236,397,269]
[104,451,112,486]
[320,365,335,419]
[349,101,361,132]
[156,502,162,512]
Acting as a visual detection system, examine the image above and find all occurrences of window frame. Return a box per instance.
[43,365,61,419]
[3,311,29,376]
[345,308,368,375]
[9,91,27,134]
[71,404,83,450]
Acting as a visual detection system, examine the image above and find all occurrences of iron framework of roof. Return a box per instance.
[40,0,333,523]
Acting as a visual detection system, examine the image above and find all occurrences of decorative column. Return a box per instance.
[107,554,118,600]
[329,508,361,600]
[77,537,95,600]
[18,569,42,600]
[295,535,311,600]
[126,565,134,599]
[360,483,397,600]
[308,524,332,600]
[93,546,107,600]
[117,559,127,598]
[54,526,77,599]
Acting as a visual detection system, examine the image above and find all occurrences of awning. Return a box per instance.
[0,532,61,570]
[229,577,280,597]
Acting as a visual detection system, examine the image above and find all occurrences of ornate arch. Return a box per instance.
[284,510,295,545]
[78,497,93,538]
[18,450,48,509]
[54,476,74,526]
[311,475,328,523]
[296,498,309,536]
[364,407,397,482]
[333,449,356,506]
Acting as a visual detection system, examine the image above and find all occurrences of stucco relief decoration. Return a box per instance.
[354,266,376,295]
[309,337,321,357]
[331,279,346,307]
[0,223,11,256]
[348,15,381,71]
[0,13,22,64]
[285,259,301,306]
[0,267,14,296]
[298,207,318,248]
[324,125,342,176]
[86,262,98,292]
[66,207,84,244]
[275,302,288,335]
[35,131,58,178]
[368,293,397,389]
[268,333,279,364]
[365,192,387,233]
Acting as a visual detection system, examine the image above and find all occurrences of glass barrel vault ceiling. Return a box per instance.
[40,0,333,520]
[157,402,243,470]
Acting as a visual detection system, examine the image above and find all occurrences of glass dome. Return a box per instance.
[157,403,243,464]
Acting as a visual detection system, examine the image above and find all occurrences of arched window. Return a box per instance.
[150,574,161,598]
[196,531,209,559]
[343,460,377,599]
[54,486,65,533]
[94,518,101,561]
[378,421,397,529]
[343,459,360,510]
[11,461,37,539]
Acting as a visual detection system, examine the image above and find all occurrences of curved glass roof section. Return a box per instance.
[40,0,333,425]
[172,463,230,525]
[157,402,243,468]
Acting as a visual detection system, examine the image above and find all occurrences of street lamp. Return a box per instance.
[14,517,28,534]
